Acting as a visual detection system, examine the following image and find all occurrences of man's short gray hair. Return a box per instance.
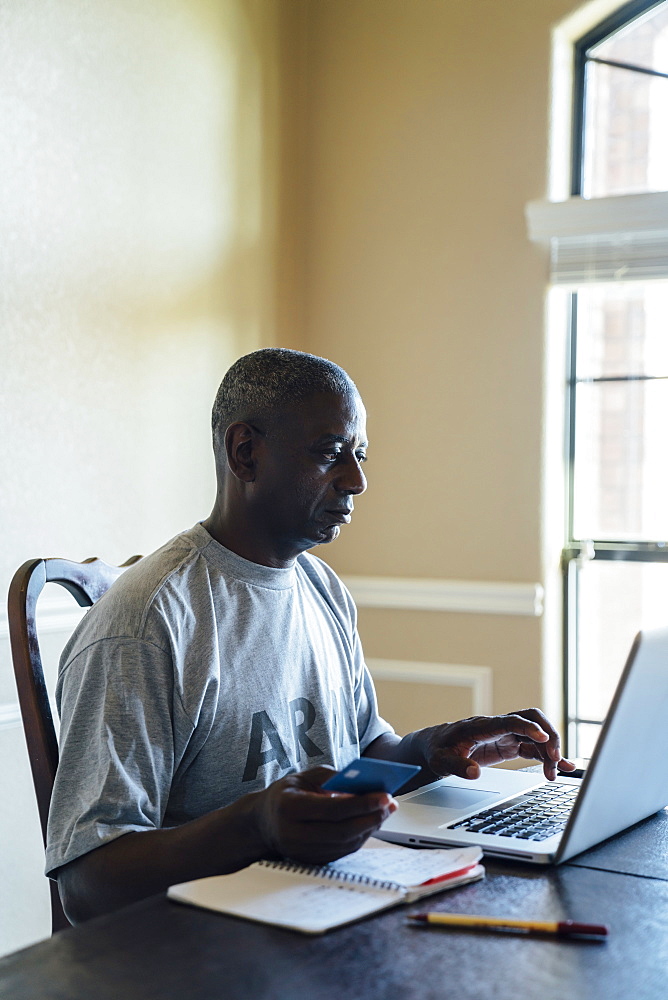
[212,348,358,437]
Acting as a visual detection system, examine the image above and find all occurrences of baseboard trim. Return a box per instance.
[367,658,493,715]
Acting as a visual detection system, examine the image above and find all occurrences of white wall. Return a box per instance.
[0,0,294,956]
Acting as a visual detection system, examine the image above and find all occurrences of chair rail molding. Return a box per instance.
[344,576,544,617]
[1,580,524,731]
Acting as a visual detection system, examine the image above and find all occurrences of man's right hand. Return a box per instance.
[251,765,398,866]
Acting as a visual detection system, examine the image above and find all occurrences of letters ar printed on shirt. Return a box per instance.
[243,687,358,782]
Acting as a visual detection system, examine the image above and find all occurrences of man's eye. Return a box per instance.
[319,449,367,463]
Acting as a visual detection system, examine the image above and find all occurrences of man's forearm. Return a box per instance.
[57,791,267,924]
[363,731,439,790]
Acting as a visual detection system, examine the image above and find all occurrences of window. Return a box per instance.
[573,0,668,198]
[528,0,668,757]
[565,1,668,756]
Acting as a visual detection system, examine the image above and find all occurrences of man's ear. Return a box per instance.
[224,422,260,482]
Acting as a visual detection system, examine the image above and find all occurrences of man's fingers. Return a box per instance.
[429,752,480,780]
[473,713,550,744]
[515,740,579,781]
[290,788,395,822]
[277,773,395,823]
[270,789,397,863]
[423,708,570,779]
[291,765,338,790]
[461,710,565,766]
[255,769,398,862]
[279,823,381,865]
[296,811,390,848]
[520,735,564,758]
[512,708,564,761]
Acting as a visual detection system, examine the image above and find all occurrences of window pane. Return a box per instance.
[573,377,668,539]
[589,2,668,75]
[582,60,668,196]
[574,723,603,759]
[572,283,668,540]
[575,282,668,379]
[575,559,668,723]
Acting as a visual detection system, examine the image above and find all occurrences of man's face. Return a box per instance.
[251,390,368,565]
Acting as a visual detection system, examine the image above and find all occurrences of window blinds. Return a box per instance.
[525,191,668,284]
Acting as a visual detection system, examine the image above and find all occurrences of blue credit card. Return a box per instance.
[321,757,421,795]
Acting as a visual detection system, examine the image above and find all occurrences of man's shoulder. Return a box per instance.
[297,550,342,585]
[66,525,211,648]
[108,523,208,595]
[297,552,355,617]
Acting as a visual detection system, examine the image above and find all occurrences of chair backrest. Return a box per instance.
[7,555,141,933]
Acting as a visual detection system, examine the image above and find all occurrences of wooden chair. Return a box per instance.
[7,555,141,933]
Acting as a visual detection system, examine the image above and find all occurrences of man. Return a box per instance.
[47,348,573,923]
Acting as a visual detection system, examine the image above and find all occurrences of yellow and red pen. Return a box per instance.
[408,912,608,938]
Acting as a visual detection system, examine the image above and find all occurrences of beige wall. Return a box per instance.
[298,0,580,728]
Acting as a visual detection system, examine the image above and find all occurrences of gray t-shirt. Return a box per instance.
[45,524,392,875]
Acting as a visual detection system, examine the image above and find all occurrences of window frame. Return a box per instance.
[570,0,668,197]
[563,0,668,756]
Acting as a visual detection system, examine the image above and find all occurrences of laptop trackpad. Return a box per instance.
[409,785,501,811]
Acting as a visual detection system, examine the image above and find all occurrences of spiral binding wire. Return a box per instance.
[257,858,403,893]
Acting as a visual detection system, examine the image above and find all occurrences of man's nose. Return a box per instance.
[335,455,367,495]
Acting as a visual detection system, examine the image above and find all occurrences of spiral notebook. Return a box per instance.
[167,840,484,934]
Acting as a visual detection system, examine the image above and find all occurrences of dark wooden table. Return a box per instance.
[2,811,667,1000]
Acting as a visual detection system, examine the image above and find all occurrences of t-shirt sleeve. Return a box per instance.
[45,636,194,876]
[352,629,395,751]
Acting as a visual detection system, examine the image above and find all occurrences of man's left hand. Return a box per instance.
[411,709,575,782]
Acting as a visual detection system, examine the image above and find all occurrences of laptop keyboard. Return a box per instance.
[449,782,580,842]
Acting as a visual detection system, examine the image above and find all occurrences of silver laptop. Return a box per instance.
[376,626,668,864]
